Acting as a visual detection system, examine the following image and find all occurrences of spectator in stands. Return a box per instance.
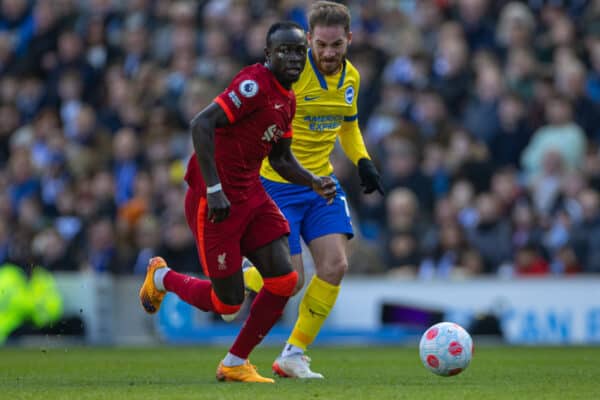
[511,201,543,250]
[380,135,434,210]
[570,188,600,273]
[466,192,512,273]
[586,37,600,103]
[7,148,40,214]
[24,0,60,79]
[521,94,586,181]
[384,188,423,276]
[513,242,550,276]
[0,0,34,58]
[488,92,532,169]
[432,23,472,115]
[32,226,78,271]
[419,222,476,279]
[82,215,121,274]
[462,63,504,144]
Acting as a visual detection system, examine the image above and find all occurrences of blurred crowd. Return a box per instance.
[1,0,600,279]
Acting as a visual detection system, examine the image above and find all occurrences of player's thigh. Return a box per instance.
[243,198,293,278]
[246,236,293,278]
[309,233,349,282]
[184,188,212,275]
[202,216,247,304]
[301,177,353,252]
[189,194,246,281]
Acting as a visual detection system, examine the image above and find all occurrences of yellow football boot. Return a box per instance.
[216,360,275,383]
[139,257,167,314]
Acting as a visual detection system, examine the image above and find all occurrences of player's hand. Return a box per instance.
[207,191,231,223]
[358,158,384,195]
[311,176,337,204]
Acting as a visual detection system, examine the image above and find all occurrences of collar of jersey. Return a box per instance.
[308,48,347,90]
[262,63,292,96]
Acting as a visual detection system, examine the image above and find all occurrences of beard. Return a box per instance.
[316,54,345,75]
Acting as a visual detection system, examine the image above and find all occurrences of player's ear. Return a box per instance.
[347,31,352,45]
[306,31,312,43]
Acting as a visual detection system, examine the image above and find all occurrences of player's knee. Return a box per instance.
[318,257,348,285]
[210,289,243,314]
[263,270,298,297]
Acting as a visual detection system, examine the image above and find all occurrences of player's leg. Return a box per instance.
[243,179,307,294]
[286,233,348,346]
[274,177,352,378]
[272,234,346,379]
[217,198,297,383]
[139,188,245,319]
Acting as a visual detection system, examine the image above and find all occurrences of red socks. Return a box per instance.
[229,288,289,359]
[163,270,215,312]
[164,269,292,360]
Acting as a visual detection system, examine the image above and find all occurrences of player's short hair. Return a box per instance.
[266,21,305,48]
[308,0,351,33]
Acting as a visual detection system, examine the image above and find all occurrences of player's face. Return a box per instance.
[308,25,351,75]
[266,28,308,88]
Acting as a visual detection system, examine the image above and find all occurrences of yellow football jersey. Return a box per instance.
[260,49,370,182]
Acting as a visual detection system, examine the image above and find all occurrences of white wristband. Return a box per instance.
[206,183,222,194]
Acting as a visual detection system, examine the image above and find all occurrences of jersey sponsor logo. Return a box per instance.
[228,91,242,108]
[262,124,285,142]
[303,115,343,131]
[345,85,355,104]
[217,252,227,270]
[304,95,320,101]
[239,79,258,97]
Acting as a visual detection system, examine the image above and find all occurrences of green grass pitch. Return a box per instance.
[1,345,599,399]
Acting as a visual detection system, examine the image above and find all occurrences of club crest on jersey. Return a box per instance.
[239,80,258,98]
[217,252,227,270]
[262,124,284,142]
[345,85,355,104]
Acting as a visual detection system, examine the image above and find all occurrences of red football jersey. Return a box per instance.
[185,63,295,203]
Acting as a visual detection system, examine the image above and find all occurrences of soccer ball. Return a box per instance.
[419,322,473,376]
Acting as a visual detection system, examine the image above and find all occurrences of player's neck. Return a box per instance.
[264,62,292,90]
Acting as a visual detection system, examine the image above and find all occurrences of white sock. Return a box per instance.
[153,266,170,292]
[281,343,304,358]
[222,352,246,367]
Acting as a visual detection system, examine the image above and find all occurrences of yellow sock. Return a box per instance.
[243,265,264,293]
[288,276,340,350]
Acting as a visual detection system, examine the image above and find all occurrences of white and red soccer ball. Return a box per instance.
[419,322,473,376]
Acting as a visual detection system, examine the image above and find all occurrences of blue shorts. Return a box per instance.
[261,175,354,255]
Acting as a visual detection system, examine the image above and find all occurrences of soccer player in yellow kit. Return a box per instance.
[244,1,383,378]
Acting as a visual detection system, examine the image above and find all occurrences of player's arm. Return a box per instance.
[269,137,336,202]
[339,119,384,195]
[189,102,231,223]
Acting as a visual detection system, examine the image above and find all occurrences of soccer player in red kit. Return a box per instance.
[139,21,336,383]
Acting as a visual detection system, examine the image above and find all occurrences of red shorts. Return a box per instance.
[184,188,290,278]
